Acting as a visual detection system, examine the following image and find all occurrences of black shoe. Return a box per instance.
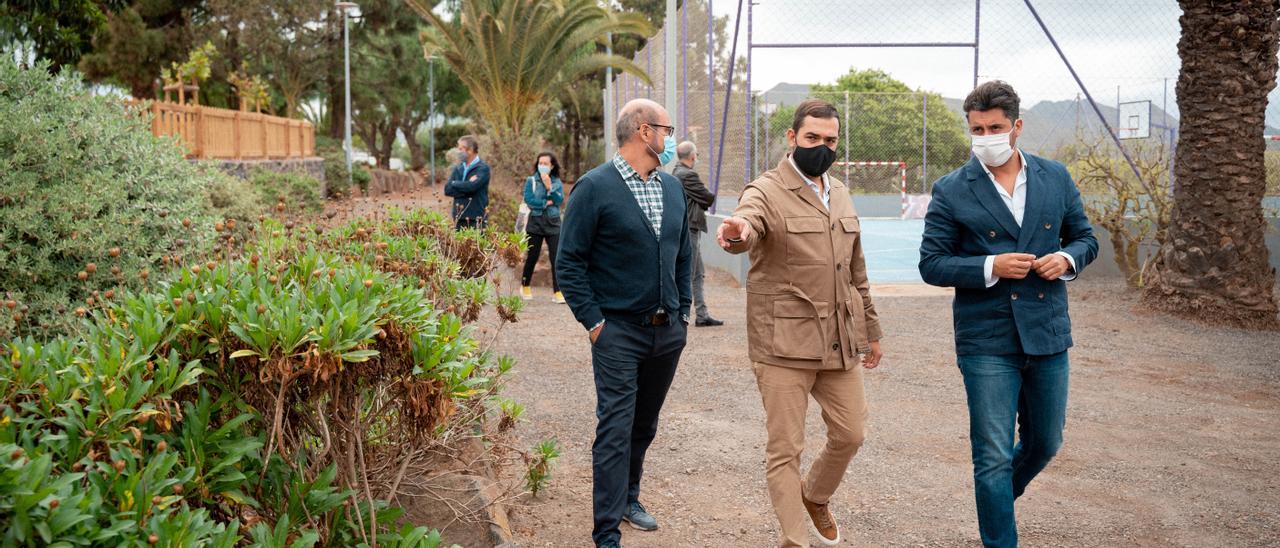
[622,501,658,531]
[598,539,622,548]
[695,317,724,327]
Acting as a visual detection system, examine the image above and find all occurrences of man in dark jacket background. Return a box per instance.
[444,134,490,230]
[672,141,723,327]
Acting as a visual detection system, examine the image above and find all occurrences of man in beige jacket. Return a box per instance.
[717,99,884,547]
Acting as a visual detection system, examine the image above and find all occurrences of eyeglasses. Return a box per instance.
[644,122,676,136]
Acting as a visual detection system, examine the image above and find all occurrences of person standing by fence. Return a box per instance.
[521,152,566,303]
[444,135,490,230]
[672,141,723,327]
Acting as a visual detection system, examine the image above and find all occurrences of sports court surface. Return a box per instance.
[861,218,926,284]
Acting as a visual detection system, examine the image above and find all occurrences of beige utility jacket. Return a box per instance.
[726,156,882,370]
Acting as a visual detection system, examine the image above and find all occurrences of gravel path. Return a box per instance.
[496,271,1280,547]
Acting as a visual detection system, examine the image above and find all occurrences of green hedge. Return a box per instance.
[247,169,325,214]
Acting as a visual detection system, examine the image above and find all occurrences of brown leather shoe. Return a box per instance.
[802,495,841,546]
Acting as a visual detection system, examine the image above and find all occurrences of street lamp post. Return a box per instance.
[428,56,435,186]
[336,2,358,189]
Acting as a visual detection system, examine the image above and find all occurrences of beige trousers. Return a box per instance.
[752,363,869,548]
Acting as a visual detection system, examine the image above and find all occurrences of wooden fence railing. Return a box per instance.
[130,101,315,160]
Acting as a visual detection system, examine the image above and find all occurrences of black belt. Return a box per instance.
[605,309,671,327]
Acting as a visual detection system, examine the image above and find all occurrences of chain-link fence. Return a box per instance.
[609,0,751,207]
[606,0,1280,210]
[753,90,970,196]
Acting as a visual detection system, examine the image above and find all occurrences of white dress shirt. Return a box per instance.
[980,150,1077,287]
[789,155,831,210]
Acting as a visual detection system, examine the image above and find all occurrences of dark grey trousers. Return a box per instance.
[589,318,686,546]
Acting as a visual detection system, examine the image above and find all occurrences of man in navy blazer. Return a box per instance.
[919,81,1098,548]
[557,98,691,548]
[443,134,490,229]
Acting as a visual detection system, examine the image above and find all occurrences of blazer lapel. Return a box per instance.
[1016,156,1051,252]
[965,158,1021,239]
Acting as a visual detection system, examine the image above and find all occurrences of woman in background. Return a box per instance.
[521,152,565,303]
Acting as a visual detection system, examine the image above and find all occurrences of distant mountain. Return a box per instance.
[760,85,1280,154]
[758,82,812,108]
[943,97,1178,155]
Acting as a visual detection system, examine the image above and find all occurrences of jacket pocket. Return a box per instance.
[838,216,860,267]
[785,216,829,265]
[771,298,829,360]
[844,300,869,354]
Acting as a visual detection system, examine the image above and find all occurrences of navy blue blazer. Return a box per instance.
[919,154,1098,356]
[556,160,692,331]
[444,158,491,221]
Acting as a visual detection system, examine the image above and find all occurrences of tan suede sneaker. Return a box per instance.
[802,496,841,546]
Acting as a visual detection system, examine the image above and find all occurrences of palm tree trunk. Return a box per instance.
[1142,0,1280,329]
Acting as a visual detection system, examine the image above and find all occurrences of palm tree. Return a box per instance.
[406,0,652,189]
[1142,0,1280,329]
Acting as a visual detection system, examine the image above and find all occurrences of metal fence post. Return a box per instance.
[973,0,981,88]
[665,0,676,164]
[707,0,716,210]
[763,92,770,167]
[680,1,688,137]
[745,0,753,184]
[922,92,928,191]
[605,33,615,161]
[844,90,851,183]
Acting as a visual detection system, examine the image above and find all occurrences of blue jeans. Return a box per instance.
[958,351,1069,548]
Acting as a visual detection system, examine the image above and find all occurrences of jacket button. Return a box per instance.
[1044,223,1052,229]
[1011,293,1019,300]
[832,342,840,351]
[831,223,836,230]
[836,263,843,271]
[989,230,997,238]
[1038,292,1045,299]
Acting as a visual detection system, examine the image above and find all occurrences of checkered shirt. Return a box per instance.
[612,153,664,239]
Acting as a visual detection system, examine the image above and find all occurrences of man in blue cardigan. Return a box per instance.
[918,81,1098,548]
[443,134,490,229]
[557,98,692,548]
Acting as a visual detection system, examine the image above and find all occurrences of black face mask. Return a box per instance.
[792,143,836,178]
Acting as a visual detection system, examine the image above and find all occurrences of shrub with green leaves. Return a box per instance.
[0,57,222,338]
[318,137,371,197]
[206,170,264,233]
[0,210,526,546]
[248,169,325,214]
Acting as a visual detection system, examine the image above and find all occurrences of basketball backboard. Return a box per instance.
[1118,100,1151,140]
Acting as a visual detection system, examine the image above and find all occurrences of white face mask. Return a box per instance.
[971,131,1015,167]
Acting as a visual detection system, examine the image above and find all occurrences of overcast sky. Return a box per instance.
[705,0,1280,129]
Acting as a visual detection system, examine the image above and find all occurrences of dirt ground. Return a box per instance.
[328,186,1280,546]
[496,269,1280,547]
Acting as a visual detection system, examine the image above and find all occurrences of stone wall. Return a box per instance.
[203,157,327,196]
[362,169,424,196]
